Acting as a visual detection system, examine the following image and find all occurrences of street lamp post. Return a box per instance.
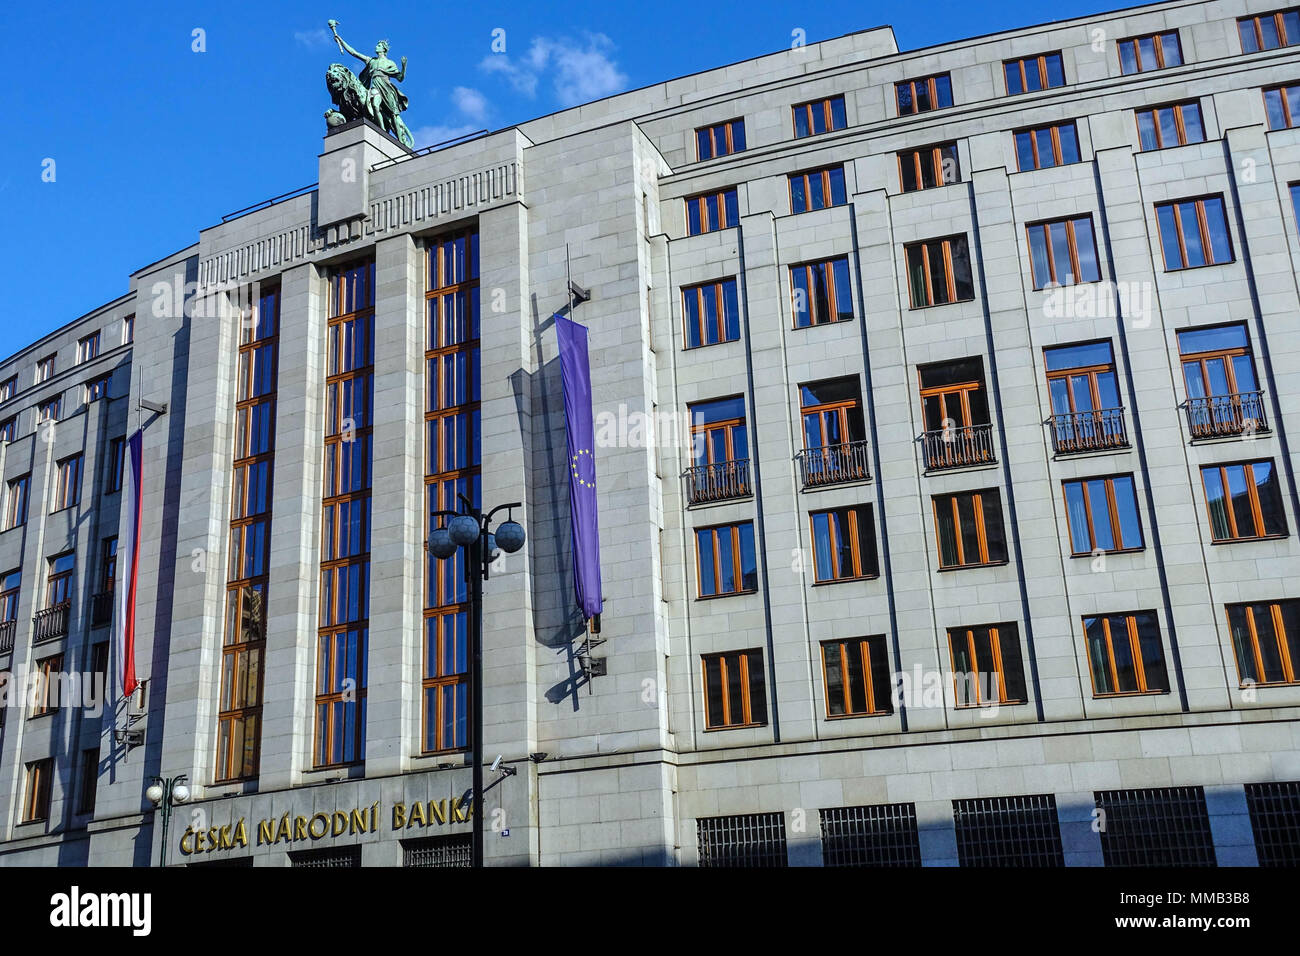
[426,495,525,868]
[145,774,189,868]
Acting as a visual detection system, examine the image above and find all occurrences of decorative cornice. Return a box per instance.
[199,160,520,290]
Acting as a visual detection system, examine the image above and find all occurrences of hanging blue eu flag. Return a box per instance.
[555,314,604,621]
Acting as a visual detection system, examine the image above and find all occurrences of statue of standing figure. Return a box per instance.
[323,19,414,149]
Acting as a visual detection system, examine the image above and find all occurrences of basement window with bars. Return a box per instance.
[1245,781,1300,867]
[289,845,362,868]
[697,812,788,867]
[820,803,922,867]
[1094,786,1217,866]
[952,794,1065,867]
[402,834,472,867]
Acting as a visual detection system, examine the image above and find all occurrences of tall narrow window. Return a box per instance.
[702,649,767,728]
[696,522,758,597]
[1240,8,1300,52]
[917,358,994,470]
[1003,53,1066,94]
[31,653,64,716]
[1136,101,1205,150]
[37,397,61,424]
[792,95,847,138]
[35,355,55,384]
[105,436,126,494]
[0,375,16,402]
[1200,460,1287,542]
[316,261,374,768]
[947,624,1027,707]
[423,230,480,755]
[896,74,953,115]
[5,475,29,530]
[696,118,746,160]
[789,166,846,213]
[1264,83,1300,129]
[1014,121,1082,171]
[932,490,1008,568]
[46,553,74,608]
[122,314,135,345]
[799,378,868,488]
[0,417,12,443]
[1026,215,1101,288]
[98,537,117,591]
[821,636,892,717]
[898,142,960,191]
[810,505,879,581]
[0,568,19,654]
[1177,324,1265,438]
[52,455,82,511]
[22,759,52,823]
[681,278,740,348]
[1063,476,1144,555]
[216,285,278,783]
[1044,340,1127,452]
[1118,32,1182,73]
[905,235,974,307]
[685,187,739,236]
[1084,611,1169,696]
[1227,600,1300,686]
[790,257,852,327]
[1155,197,1233,270]
[77,747,99,815]
[0,570,19,624]
[687,396,749,504]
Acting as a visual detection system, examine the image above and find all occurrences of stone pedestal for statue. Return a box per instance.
[317,119,413,228]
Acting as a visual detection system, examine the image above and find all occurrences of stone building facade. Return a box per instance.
[2,0,1299,866]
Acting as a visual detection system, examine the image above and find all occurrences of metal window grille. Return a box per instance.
[697,812,788,867]
[1095,786,1216,867]
[288,845,362,868]
[820,803,922,867]
[403,834,473,868]
[953,794,1065,867]
[1245,781,1300,867]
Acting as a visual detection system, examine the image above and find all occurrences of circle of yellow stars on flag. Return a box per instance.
[571,448,597,488]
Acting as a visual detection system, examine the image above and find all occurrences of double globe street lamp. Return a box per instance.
[426,495,525,868]
[145,774,189,867]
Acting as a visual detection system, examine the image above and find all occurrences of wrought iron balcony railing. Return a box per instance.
[795,440,872,489]
[1183,391,1268,440]
[33,602,71,644]
[918,424,996,471]
[91,591,114,628]
[0,619,14,654]
[684,459,752,504]
[1046,407,1129,454]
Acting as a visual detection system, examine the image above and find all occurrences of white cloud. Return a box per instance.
[294,27,333,50]
[451,86,490,123]
[411,124,481,150]
[479,33,628,107]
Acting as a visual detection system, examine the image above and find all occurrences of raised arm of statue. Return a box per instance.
[328,21,368,63]
[395,56,407,83]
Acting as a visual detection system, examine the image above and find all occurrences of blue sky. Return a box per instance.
[0,0,1144,359]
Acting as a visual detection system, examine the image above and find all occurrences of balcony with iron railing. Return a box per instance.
[92,591,115,628]
[0,619,14,654]
[684,459,752,505]
[795,439,872,489]
[33,602,71,644]
[1182,391,1269,440]
[918,424,996,472]
[1045,407,1129,455]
